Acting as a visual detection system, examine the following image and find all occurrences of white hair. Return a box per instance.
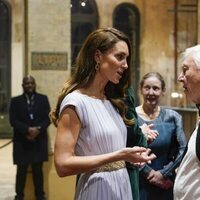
[182,44,200,69]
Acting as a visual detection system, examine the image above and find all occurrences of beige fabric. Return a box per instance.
[174,125,200,200]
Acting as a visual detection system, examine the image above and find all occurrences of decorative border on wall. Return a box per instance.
[31,52,68,70]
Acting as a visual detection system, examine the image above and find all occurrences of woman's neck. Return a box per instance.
[140,104,160,120]
[79,76,108,100]
[78,84,106,100]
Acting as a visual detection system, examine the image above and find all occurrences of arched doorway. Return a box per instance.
[71,0,99,70]
[0,0,11,138]
[113,3,140,104]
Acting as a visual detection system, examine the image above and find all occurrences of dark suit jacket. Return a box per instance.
[9,92,51,165]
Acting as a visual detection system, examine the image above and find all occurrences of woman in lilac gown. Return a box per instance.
[50,28,156,200]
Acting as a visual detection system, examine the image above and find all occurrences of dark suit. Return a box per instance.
[9,92,51,200]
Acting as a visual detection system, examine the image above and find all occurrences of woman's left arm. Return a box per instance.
[159,111,187,178]
[125,87,147,148]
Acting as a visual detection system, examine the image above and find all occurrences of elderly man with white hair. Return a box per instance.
[174,45,200,200]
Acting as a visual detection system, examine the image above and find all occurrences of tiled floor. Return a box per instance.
[0,139,16,200]
[0,139,76,200]
[0,138,77,200]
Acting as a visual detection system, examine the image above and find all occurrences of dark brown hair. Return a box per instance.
[50,27,133,126]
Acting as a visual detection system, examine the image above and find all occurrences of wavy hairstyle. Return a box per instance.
[50,27,133,127]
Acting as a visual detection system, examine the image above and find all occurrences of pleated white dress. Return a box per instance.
[59,91,132,200]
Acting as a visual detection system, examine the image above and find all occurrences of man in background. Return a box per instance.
[9,75,51,200]
[174,45,200,199]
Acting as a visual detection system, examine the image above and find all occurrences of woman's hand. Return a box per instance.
[123,147,156,166]
[140,123,159,143]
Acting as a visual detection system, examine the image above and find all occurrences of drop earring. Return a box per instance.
[95,63,100,71]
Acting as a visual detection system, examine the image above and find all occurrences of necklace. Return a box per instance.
[140,105,160,120]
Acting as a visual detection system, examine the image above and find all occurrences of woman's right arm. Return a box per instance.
[54,106,156,177]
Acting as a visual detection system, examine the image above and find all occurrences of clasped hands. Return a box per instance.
[147,170,173,190]
[26,126,40,141]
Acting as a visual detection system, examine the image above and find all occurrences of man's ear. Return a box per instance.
[94,49,102,63]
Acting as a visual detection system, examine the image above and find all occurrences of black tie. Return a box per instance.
[196,104,200,161]
[196,123,200,161]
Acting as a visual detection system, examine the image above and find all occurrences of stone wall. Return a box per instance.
[7,0,200,199]
[10,0,199,108]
